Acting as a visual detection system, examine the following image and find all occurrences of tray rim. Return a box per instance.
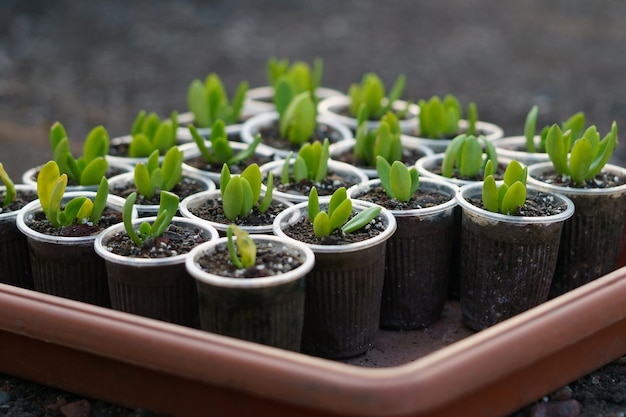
[0,266,625,416]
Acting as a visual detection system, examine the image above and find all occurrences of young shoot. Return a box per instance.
[128,110,179,157]
[524,105,586,153]
[187,72,248,127]
[376,156,419,203]
[0,163,16,207]
[37,160,109,228]
[188,120,261,166]
[307,186,381,238]
[353,110,403,166]
[220,163,274,221]
[441,134,498,178]
[275,90,317,145]
[482,159,527,215]
[417,95,477,139]
[267,57,323,100]
[133,147,184,200]
[227,224,256,269]
[49,122,109,186]
[348,72,407,121]
[280,138,330,184]
[122,190,179,247]
[545,121,618,185]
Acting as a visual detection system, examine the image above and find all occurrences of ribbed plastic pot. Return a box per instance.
[317,95,419,133]
[186,234,314,351]
[273,200,397,358]
[178,189,293,236]
[348,178,459,329]
[401,119,504,153]
[94,216,219,327]
[527,162,626,297]
[0,184,37,289]
[456,182,575,330]
[240,111,353,158]
[15,192,133,307]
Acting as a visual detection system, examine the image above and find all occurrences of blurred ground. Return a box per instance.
[1,1,626,416]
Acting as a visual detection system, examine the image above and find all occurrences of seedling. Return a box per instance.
[353,110,402,166]
[227,224,256,269]
[133,147,183,200]
[307,186,381,238]
[0,163,16,207]
[36,160,109,228]
[122,190,179,247]
[524,105,586,153]
[275,90,317,145]
[376,156,419,203]
[348,72,407,121]
[417,95,477,139]
[267,57,323,99]
[545,122,618,185]
[220,163,274,221]
[187,72,248,127]
[482,159,527,215]
[188,120,261,166]
[281,138,330,184]
[128,110,179,157]
[49,122,109,186]
[441,134,498,178]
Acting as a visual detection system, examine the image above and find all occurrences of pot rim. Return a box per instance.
[347,177,459,217]
[415,152,515,187]
[94,216,219,266]
[22,160,135,190]
[178,189,294,233]
[15,191,133,244]
[527,161,626,196]
[0,184,37,221]
[456,181,575,225]
[491,135,551,164]
[272,199,397,253]
[186,234,315,288]
[401,119,504,144]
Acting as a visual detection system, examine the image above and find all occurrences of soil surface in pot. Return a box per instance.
[466,192,569,217]
[0,189,38,213]
[428,162,507,182]
[272,171,359,198]
[281,210,387,245]
[532,170,626,189]
[103,223,209,258]
[184,152,274,176]
[332,147,428,172]
[187,197,289,227]
[110,175,208,205]
[24,207,123,237]
[258,120,345,152]
[352,187,451,210]
[195,240,306,278]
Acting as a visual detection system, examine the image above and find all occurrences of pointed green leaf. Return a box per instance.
[123,192,143,246]
[390,161,411,202]
[524,105,538,153]
[227,224,243,269]
[342,205,381,234]
[150,191,179,237]
[241,163,262,204]
[79,157,108,186]
[189,124,217,164]
[459,136,482,177]
[482,175,499,213]
[258,172,274,213]
[569,138,593,184]
[223,175,243,220]
[501,181,526,215]
[308,186,319,221]
[90,177,109,224]
[376,156,393,197]
[129,133,154,158]
[83,125,109,162]
[292,156,308,183]
[329,198,352,232]
[50,122,68,152]
[37,161,62,215]
[232,224,256,267]
[313,211,330,237]
[441,134,466,177]
[134,163,154,199]
[153,123,173,154]
[328,187,347,218]
[187,79,210,128]
[0,163,15,207]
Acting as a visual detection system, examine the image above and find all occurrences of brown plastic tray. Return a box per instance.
[1,261,626,417]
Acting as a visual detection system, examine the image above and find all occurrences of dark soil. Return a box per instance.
[273,170,360,198]
[109,175,209,205]
[332,146,429,172]
[102,223,210,258]
[258,120,346,153]
[427,161,507,182]
[183,152,275,176]
[195,240,306,278]
[186,196,289,227]
[0,190,38,214]
[467,192,570,217]
[350,186,452,211]
[23,208,123,237]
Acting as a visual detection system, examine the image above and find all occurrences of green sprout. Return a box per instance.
[133,147,184,200]
[227,224,256,269]
[188,120,261,167]
[122,190,179,247]
[545,122,618,185]
[128,110,179,158]
[49,122,109,186]
[274,89,317,145]
[376,156,419,203]
[441,134,498,178]
[220,163,274,221]
[0,163,16,207]
[524,105,586,153]
[267,57,323,100]
[36,160,109,228]
[353,110,402,166]
[281,138,330,184]
[482,159,527,215]
[348,72,407,121]
[187,72,248,127]
[307,186,381,238]
[417,95,477,139]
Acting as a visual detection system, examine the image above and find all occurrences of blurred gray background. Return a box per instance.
[2,0,626,177]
